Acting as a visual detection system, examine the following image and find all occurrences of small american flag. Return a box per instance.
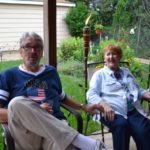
[27,88,46,102]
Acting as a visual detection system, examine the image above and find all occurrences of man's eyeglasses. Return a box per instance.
[22,45,43,52]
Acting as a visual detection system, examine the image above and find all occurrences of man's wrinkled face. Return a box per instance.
[104,49,121,71]
[19,37,43,68]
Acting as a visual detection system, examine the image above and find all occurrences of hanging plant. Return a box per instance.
[94,23,104,35]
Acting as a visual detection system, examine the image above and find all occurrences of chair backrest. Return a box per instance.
[87,61,129,82]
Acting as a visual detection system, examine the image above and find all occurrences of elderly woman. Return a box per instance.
[87,45,150,150]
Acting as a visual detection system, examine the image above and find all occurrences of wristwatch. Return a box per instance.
[80,103,85,110]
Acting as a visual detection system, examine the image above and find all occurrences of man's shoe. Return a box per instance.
[95,140,112,150]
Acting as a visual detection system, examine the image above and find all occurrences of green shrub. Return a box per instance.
[58,37,83,62]
[65,2,90,37]
[89,39,116,61]
[58,60,84,78]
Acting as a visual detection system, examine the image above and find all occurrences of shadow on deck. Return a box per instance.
[88,130,136,150]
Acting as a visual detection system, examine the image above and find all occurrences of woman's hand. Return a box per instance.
[40,103,53,114]
[97,101,115,121]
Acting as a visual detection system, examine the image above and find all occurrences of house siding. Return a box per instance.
[0,3,43,51]
[0,1,74,51]
[57,5,71,46]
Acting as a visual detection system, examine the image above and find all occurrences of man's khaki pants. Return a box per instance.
[8,96,78,150]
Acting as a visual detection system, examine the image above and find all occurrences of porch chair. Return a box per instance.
[1,103,83,150]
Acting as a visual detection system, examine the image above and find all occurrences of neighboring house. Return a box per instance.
[0,0,74,51]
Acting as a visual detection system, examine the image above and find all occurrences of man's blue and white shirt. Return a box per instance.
[0,65,67,119]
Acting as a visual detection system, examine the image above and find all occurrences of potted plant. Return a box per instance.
[94,23,104,35]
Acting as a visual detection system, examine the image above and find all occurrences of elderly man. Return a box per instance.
[0,32,106,150]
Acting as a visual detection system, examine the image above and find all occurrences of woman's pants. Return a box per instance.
[101,109,150,150]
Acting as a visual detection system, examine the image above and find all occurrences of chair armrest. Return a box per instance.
[1,123,15,150]
[61,103,83,133]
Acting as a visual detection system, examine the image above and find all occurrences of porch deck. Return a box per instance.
[89,130,136,150]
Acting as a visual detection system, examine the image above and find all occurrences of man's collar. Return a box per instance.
[19,64,45,75]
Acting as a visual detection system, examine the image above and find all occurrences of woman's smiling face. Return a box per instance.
[104,45,122,71]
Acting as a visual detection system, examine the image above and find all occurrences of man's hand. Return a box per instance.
[82,104,103,114]
[97,101,115,121]
[40,103,53,114]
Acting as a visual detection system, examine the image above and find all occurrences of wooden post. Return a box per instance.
[43,0,57,68]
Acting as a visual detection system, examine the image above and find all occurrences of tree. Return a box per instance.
[65,0,150,59]
[65,2,90,37]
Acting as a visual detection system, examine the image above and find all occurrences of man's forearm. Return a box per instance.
[63,98,82,110]
[0,108,8,123]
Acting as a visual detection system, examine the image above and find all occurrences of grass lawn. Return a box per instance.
[0,125,4,150]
